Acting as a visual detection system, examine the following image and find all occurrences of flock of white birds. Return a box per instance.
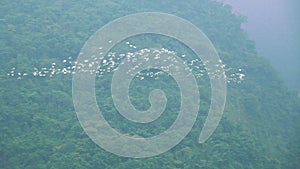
[7,41,245,83]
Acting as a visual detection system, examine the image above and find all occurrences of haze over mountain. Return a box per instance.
[221,0,300,90]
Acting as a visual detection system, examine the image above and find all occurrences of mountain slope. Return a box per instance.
[0,0,299,168]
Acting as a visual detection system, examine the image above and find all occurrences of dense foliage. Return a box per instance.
[0,0,299,168]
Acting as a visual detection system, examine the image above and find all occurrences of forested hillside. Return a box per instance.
[0,0,299,168]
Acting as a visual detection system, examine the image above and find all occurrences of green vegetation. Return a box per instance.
[0,0,299,168]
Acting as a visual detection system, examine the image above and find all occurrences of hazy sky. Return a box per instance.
[220,0,300,90]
